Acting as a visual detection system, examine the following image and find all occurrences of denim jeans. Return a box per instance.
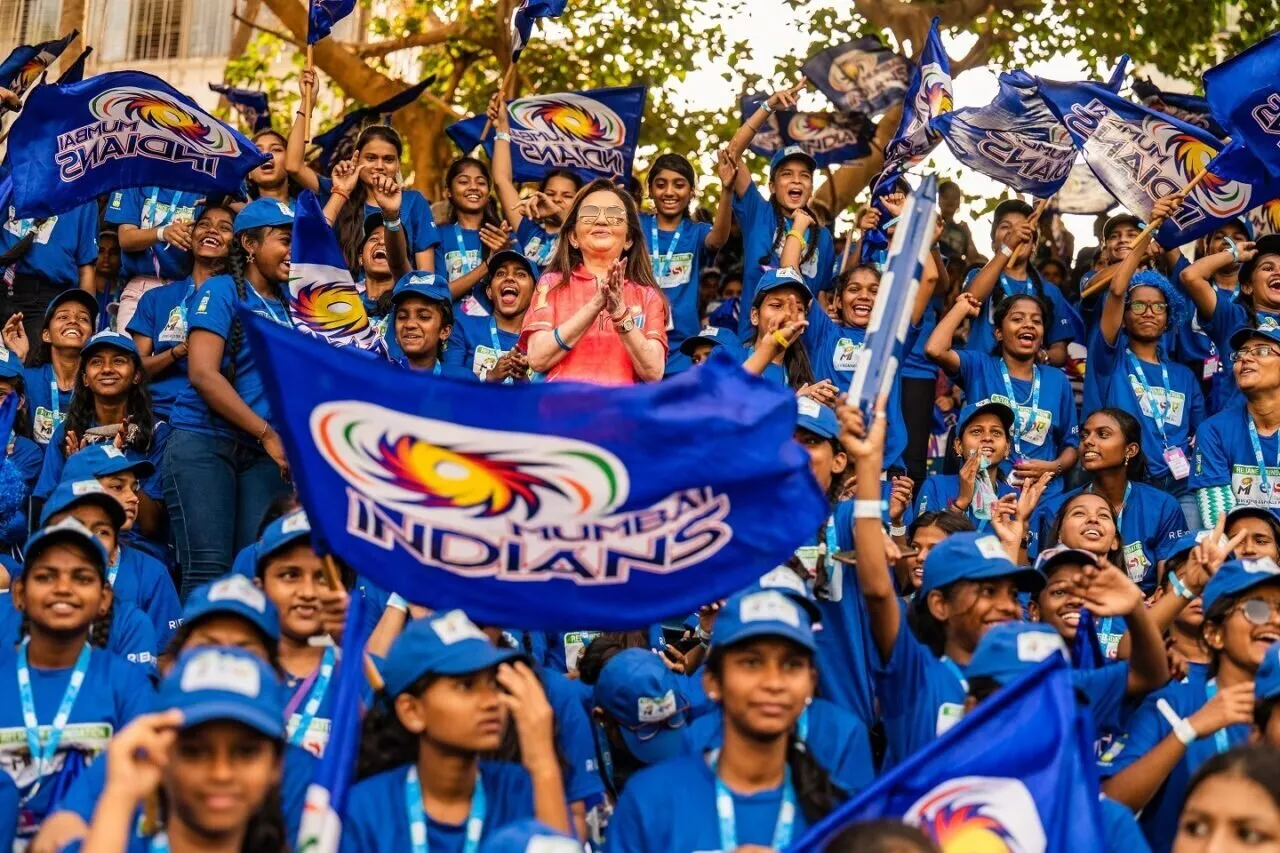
[164,427,289,599]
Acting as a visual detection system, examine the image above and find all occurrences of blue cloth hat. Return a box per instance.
[60,444,155,483]
[42,288,99,329]
[392,272,453,309]
[711,588,816,653]
[486,249,541,287]
[769,144,818,176]
[79,329,139,363]
[754,564,822,621]
[593,648,692,765]
[1230,323,1280,353]
[1256,641,1280,702]
[23,517,109,574]
[678,325,732,357]
[255,509,312,572]
[478,819,580,853]
[1203,557,1280,615]
[920,531,1045,596]
[1126,269,1190,332]
[1033,545,1097,578]
[795,397,839,441]
[0,347,23,379]
[957,399,1016,434]
[157,646,285,738]
[381,609,522,697]
[234,198,294,234]
[39,479,126,529]
[183,575,280,643]
[967,622,1069,685]
[752,266,811,308]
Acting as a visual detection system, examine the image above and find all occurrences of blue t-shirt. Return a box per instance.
[1199,296,1280,411]
[395,357,475,379]
[1099,677,1251,853]
[915,473,1019,531]
[515,219,559,268]
[340,761,536,853]
[169,274,289,440]
[35,422,169,502]
[7,434,42,492]
[1101,794,1152,853]
[126,277,198,418]
[0,201,98,287]
[1190,402,1280,511]
[732,188,834,335]
[0,594,158,668]
[451,314,522,380]
[962,267,1077,354]
[434,223,485,284]
[317,177,441,263]
[23,364,74,447]
[606,753,813,852]
[0,771,15,853]
[901,296,941,380]
[873,613,969,767]
[107,546,182,649]
[104,188,202,281]
[639,213,713,349]
[540,667,605,806]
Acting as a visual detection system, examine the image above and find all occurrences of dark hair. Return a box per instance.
[759,197,818,270]
[247,130,304,203]
[224,226,291,386]
[1083,407,1147,482]
[647,153,697,218]
[0,374,33,439]
[333,126,402,271]
[577,631,650,686]
[1257,696,1280,733]
[187,203,236,277]
[63,349,155,457]
[443,157,504,241]
[1048,491,1125,568]
[822,820,939,853]
[165,613,280,671]
[1181,746,1280,818]
[748,286,816,391]
[256,492,301,537]
[537,168,584,194]
[909,510,976,540]
[16,541,113,649]
[990,293,1052,357]
[356,674,430,781]
[547,179,663,295]
[909,582,956,656]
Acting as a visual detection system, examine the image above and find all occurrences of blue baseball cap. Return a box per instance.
[678,325,732,357]
[957,399,1016,434]
[479,820,580,853]
[39,479,126,529]
[381,610,523,697]
[919,532,1045,596]
[754,565,822,621]
[752,266,811,307]
[1203,557,1280,615]
[255,509,312,572]
[23,517,109,574]
[1256,641,1280,702]
[1230,324,1280,353]
[795,397,839,440]
[1157,529,1213,564]
[967,622,1068,685]
[234,198,294,234]
[1033,545,1097,578]
[486,249,541,286]
[593,649,692,765]
[61,444,155,484]
[157,646,285,738]
[42,288,99,329]
[79,330,139,363]
[392,272,453,309]
[183,575,280,643]
[0,347,23,379]
[769,144,818,176]
[711,589,816,653]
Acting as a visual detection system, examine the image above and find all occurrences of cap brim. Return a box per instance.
[178,699,285,740]
[679,336,718,356]
[430,644,525,677]
[618,724,689,765]
[80,340,139,363]
[44,290,100,325]
[41,491,127,530]
[715,622,817,653]
[1035,550,1098,578]
[954,563,1046,595]
[487,250,536,279]
[962,402,1015,433]
[185,603,280,644]
[25,527,108,570]
[773,152,818,173]
[1230,326,1280,352]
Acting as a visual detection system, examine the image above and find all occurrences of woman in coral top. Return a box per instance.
[520,179,668,385]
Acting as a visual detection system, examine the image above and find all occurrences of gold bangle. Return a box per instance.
[771,330,791,349]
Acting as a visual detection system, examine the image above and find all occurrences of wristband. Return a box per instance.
[386,593,408,613]
[331,188,350,202]
[853,499,883,520]
[553,327,573,352]
[761,101,775,115]
[1000,244,1014,257]
[156,225,167,243]
[1225,235,1240,264]
[771,330,792,349]
[889,524,907,537]
[495,131,512,142]
[1168,571,1195,600]
[1157,698,1198,746]
[786,229,808,246]
[382,216,402,232]
[258,422,271,443]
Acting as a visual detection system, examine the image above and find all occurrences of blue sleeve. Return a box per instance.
[1204,296,1248,354]
[814,227,836,293]
[127,287,161,338]
[1186,369,1207,433]
[142,424,168,500]
[117,660,158,722]
[73,204,99,267]
[1191,415,1233,490]
[405,193,442,256]
[916,476,945,517]
[1155,494,1190,546]
[189,277,236,338]
[33,424,65,499]
[549,684,605,804]
[1045,283,1076,345]
[104,189,141,226]
[1057,376,1080,449]
[112,605,159,667]
[1101,796,1151,853]
[443,318,468,366]
[1087,326,1121,385]
[800,298,838,355]
[1098,691,1171,777]
[1074,663,1130,734]
[954,349,980,391]
[873,613,933,717]
[0,774,15,853]
[603,774,663,853]
[141,559,182,646]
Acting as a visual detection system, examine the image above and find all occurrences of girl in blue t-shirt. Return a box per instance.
[390,275,473,378]
[452,251,536,382]
[915,401,1019,532]
[2,289,96,447]
[436,157,511,312]
[165,199,295,593]
[247,128,300,204]
[740,269,819,391]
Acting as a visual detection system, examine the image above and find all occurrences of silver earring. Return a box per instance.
[804,697,813,707]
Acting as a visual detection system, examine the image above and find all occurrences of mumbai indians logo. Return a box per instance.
[89,88,241,157]
[786,114,860,155]
[921,63,953,117]
[15,54,51,92]
[831,48,876,91]
[510,95,626,147]
[311,402,630,522]
[1149,119,1249,218]
[1251,198,1280,238]
[904,777,1047,853]
[290,280,371,338]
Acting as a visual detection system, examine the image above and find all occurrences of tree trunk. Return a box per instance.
[811,103,902,220]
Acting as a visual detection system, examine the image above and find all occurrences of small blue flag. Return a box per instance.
[1072,608,1105,670]
[242,318,828,630]
[1203,31,1280,182]
[447,85,647,184]
[510,0,568,63]
[741,94,785,158]
[55,47,91,85]
[7,71,269,219]
[312,77,434,173]
[739,95,872,168]
[209,83,272,133]
[307,0,356,44]
[788,656,1105,852]
[876,17,952,193]
[1036,77,1280,246]
[0,30,76,99]
[802,36,912,117]
[1132,78,1227,139]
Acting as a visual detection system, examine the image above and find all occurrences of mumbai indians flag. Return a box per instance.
[447,85,646,183]
[1133,78,1227,139]
[802,36,911,117]
[1037,78,1280,246]
[876,17,952,192]
[511,0,568,63]
[209,83,272,133]
[849,176,937,419]
[313,77,434,172]
[0,30,76,100]
[1203,30,1280,181]
[7,71,268,219]
[742,94,785,157]
[288,191,384,353]
[55,47,91,85]
[739,95,872,168]
[307,0,356,43]
[243,318,828,630]
[788,657,1105,852]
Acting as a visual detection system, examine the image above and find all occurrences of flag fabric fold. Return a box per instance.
[739,94,872,167]
[510,0,568,63]
[0,30,77,99]
[876,17,952,193]
[307,0,356,44]
[312,77,434,172]
[801,36,912,117]
[209,83,272,133]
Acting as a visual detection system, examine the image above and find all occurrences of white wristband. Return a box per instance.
[495,131,512,142]
[853,499,883,519]
[1000,244,1014,257]
[761,101,775,115]
[156,225,167,243]
[387,592,408,613]
[889,524,907,537]
[1157,698,1198,746]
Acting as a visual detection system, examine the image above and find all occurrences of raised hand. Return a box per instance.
[791,207,814,234]
[881,192,906,218]
[103,710,185,804]
[766,80,807,112]
[1067,556,1144,617]
[888,475,914,525]
[856,207,881,232]
[604,259,626,318]
[298,68,319,102]
[837,392,888,462]
[988,493,1023,560]
[1004,219,1036,253]
[486,91,510,133]
[716,148,740,187]
[1151,192,1185,223]
[163,219,193,252]
[330,155,362,198]
[797,378,837,407]
[954,451,982,510]
[495,661,558,771]
[479,222,513,254]
[952,291,982,319]
[2,313,28,363]
[369,173,402,218]
[1190,680,1255,738]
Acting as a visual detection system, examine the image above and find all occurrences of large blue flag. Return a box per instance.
[243,318,827,629]
[1203,31,1280,181]
[209,83,272,133]
[1132,78,1227,139]
[308,0,356,43]
[510,0,568,63]
[740,95,872,168]
[788,656,1105,852]
[447,85,647,183]
[7,71,268,219]
[0,30,76,100]
[802,36,912,117]
[54,47,91,85]
[1037,78,1280,246]
[312,77,434,173]
[876,17,952,193]
[741,94,785,158]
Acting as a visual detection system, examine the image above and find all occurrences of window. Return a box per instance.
[0,0,62,57]
[130,0,181,59]
[93,0,232,62]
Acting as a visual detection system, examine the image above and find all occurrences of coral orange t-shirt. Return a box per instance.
[519,266,668,385]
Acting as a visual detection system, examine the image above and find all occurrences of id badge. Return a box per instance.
[1163,446,1191,480]
[1203,354,1220,380]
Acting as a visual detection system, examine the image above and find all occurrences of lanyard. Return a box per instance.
[821,515,838,559]
[452,225,480,277]
[488,318,514,386]
[17,638,91,790]
[796,708,810,741]
[1088,481,1131,531]
[649,217,684,277]
[711,752,796,851]
[998,359,1040,459]
[1204,680,1231,755]
[246,286,288,326]
[1247,415,1280,494]
[149,834,169,853]
[49,377,61,421]
[940,656,969,693]
[107,552,119,587]
[1126,351,1174,446]
[405,764,486,853]
[287,647,334,749]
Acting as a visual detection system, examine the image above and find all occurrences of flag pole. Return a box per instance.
[480,64,516,143]
[303,44,315,142]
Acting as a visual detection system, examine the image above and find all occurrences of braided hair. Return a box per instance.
[224,226,291,386]
[334,126,402,272]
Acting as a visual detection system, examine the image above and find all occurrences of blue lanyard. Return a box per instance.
[711,752,796,851]
[287,647,334,749]
[823,515,838,558]
[405,764,486,853]
[1126,351,1174,446]
[649,217,684,277]
[49,376,61,420]
[431,361,441,376]
[796,708,810,741]
[452,225,480,277]
[1247,415,1280,493]
[940,656,969,692]
[1204,680,1231,755]
[246,286,288,327]
[998,359,1040,459]
[17,638,91,792]
[107,552,119,587]
[488,318,514,386]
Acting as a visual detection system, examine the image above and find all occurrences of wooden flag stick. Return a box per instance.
[302,45,315,142]
[480,64,517,144]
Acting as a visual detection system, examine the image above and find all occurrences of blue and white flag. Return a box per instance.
[7,71,268,219]
[209,83,272,133]
[1056,161,1115,215]
[54,47,91,85]
[741,94,785,158]
[307,0,356,43]
[447,85,647,183]
[802,36,912,117]
[288,191,383,353]
[0,30,76,99]
[788,656,1105,852]
[1132,78,1227,139]
[1203,31,1280,181]
[241,319,828,630]
[312,77,434,173]
[740,95,872,168]
[876,17,952,193]
[511,0,567,63]
[1037,78,1280,246]
[848,176,936,418]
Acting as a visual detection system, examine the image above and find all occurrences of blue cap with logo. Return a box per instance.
[478,819,580,853]
[795,397,839,441]
[752,266,811,307]
[967,622,1068,685]
[486,249,541,286]
[1256,641,1280,702]
[769,144,818,175]
[711,588,816,653]
[392,271,453,309]
[678,325,733,357]
[42,288,99,329]
[39,478,126,529]
[1033,545,1097,578]
[1230,324,1280,353]
[0,347,22,379]
[61,444,155,483]
[255,510,312,572]
[183,575,280,643]
[754,565,822,621]
[157,646,286,738]
[23,517,110,575]
[1202,557,1280,615]
[1224,505,1280,538]
[79,330,139,363]
[382,610,523,697]
[234,198,295,234]
[594,648,691,765]
[957,399,1016,434]
[919,532,1045,596]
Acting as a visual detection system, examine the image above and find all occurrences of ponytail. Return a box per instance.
[224,238,251,385]
[787,733,847,822]
[239,785,289,853]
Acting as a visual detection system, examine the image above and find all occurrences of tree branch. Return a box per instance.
[352,20,463,58]
[231,10,303,48]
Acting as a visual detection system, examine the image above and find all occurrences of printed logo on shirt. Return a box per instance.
[903,776,1047,850]
[1123,541,1150,583]
[636,689,677,723]
[158,304,189,344]
[32,406,65,445]
[3,209,57,244]
[654,252,694,288]
[445,249,483,281]
[562,630,600,673]
[832,338,864,372]
[523,235,558,266]
[472,344,502,380]
[1126,376,1186,427]
[771,234,820,278]
[180,649,262,697]
[0,723,113,789]
[1231,464,1280,508]
[286,714,331,758]
[196,294,211,315]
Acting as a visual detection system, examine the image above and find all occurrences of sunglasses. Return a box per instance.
[1235,597,1280,625]
[578,205,626,226]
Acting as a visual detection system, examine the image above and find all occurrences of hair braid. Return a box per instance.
[91,592,113,649]
[224,236,253,385]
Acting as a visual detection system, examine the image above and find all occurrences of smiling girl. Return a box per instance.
[2,290,97,447]
[435,157,514,313]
